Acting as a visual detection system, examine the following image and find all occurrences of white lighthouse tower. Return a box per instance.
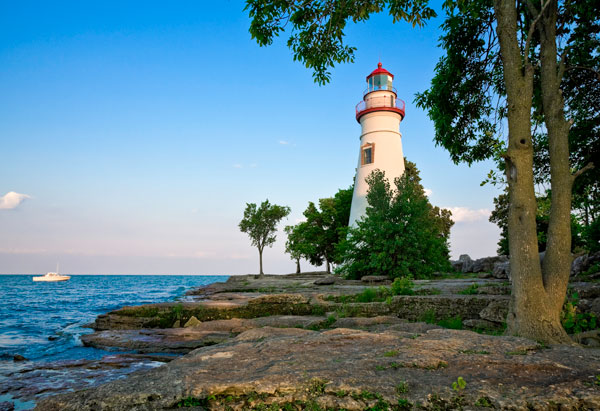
[348,62,406,227]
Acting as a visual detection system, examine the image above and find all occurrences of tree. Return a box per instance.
[246,0,598,343]
[338,161,453,280]
[414,0,597,343]
[284,224,306,273]
[239,200,291,276]
[291,186,353,273]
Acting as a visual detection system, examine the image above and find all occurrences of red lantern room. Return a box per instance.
[356,62,405,122]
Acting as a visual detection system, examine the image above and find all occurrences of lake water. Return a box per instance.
[0,274,228,410]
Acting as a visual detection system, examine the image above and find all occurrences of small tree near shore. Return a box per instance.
[239,200,290,276]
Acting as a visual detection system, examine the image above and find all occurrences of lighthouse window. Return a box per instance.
[361,144,374,165]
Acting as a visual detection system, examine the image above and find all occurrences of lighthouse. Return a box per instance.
[348,63,406,227]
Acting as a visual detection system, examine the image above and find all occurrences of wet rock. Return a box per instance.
[37,327,600,411]
[183,316,201,328]
[479,301,508,323]
[2,354,170,404]
[314,276,336,285]
[360,275,390,283]
[12,355,27,362]
[0,402,14,411]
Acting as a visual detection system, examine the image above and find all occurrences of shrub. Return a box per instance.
[391,276,415,295]
[356,287,378,303]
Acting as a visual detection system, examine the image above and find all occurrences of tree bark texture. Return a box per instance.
[258,248,264,276]
[494,0,571,344]
[296,259,301,274]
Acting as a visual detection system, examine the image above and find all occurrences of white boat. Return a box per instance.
[33,268,70,282]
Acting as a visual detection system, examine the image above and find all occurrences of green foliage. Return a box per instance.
[338,161,453,280]
[391,276,415,295]
[245,0,436,85]
[561,291,599,334]
[419,309,437,324]
[176,396,205,407]
[458,284,479,295]
[451,376,467,392]
[490,191,586,255]
[420,310,462,330]
[396,381,409,394]
[397,398,412,409]
[288,186,353,272]
[356,287,378,303]
[239,199,291,274]
[475,396,493,408]
[383,350,399,357]
[438,316,463,330]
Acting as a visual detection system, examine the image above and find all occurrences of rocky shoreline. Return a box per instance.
[33,272,600,410]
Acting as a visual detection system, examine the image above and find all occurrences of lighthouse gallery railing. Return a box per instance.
[355,96,406,117]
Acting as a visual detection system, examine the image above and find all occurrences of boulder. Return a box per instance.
[458,254,474,273]
[13,354,27,362]
[472,256,508,273]
[479,301,508,323]
[183,316,202,328]
[314,276,336,285]
[572,251,600,277]
[492,260,511,279]
[360,275,390,283]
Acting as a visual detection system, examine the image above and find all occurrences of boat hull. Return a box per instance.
[33,276,71,282]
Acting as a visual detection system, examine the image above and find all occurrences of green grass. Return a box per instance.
[458,283,479,295]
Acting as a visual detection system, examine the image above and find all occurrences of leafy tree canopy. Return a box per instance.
[245,0,437,84]
[239,199,291,275]
[286,186,353,273]
[338,161,453,280]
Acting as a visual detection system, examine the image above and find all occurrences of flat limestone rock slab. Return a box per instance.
[38,327,600,410]
[81,328,232,353]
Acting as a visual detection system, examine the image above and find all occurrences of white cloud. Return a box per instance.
[0,191,31,210]
[424,188,433,197]
[446,206,491,223]
[233,164,243,169]
[279,140,290,145]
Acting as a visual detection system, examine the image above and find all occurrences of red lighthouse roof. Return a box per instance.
[366,62,394,81]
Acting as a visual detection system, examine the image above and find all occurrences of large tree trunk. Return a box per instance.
[296,258,301,274]
[258,248,264,276]
[536,0,573,343]
[493,0,571,344]
[325,259,331,274]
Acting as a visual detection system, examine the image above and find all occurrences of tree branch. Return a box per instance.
[565,65,600,81]
[524,0,552,64]
[572,162,595,181]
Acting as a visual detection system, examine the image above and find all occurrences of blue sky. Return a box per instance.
[0,1,501,274]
